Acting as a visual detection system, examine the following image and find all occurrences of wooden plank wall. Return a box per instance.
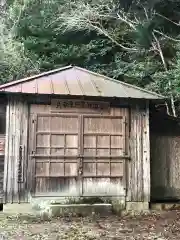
[3,96,28,203]
[151,113,180,200]
[127,102,150,203]
[0,104,6,203]
[3,96,151,203]
[0,156,4,203]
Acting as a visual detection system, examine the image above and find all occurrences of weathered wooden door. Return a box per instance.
[29,113,127,197]
[29,114,80,197]
[81,115,126,197]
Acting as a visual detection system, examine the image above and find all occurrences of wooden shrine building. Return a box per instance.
[0,66,164,210]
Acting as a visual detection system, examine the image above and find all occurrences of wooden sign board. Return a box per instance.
[51,99,110,113]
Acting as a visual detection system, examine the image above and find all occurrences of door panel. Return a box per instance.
[81,115,127,197]
[30,114,80,196]
[82,178,125,196]
[35,177,79,197]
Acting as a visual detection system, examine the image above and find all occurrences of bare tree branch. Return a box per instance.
[142,6,149,20]
[152,33,168,71]
[116,12,136,30]
[154,29,180,42]
[89,22,138,51]
[155,12,180,26]
[152,32,176,116]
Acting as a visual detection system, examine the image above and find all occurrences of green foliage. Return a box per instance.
[0,0,40,82]
[134,21,156,48]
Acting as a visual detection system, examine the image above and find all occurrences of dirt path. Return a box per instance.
[0,211,180,239]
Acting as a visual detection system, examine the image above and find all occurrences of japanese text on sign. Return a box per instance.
[51,99,109,111]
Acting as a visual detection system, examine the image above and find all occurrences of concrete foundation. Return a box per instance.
[3,203,112,217]
[3,203,37,215]
[150,203,180,211]
[126,202,149,211]
[3,201,150,217]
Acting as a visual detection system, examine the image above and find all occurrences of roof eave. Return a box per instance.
[0,91,166,101]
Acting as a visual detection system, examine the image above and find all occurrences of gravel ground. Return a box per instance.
[0,210,180,239]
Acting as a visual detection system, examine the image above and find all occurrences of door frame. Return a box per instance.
[28,112,129,197]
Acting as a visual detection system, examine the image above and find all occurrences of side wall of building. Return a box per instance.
[0,156,4,202]
[3,96,29,203]
[151,111,180,201]
[127,102,150,208]
[0,101,7,203]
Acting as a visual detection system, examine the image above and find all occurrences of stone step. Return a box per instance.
[3,203,37,215]
[48,203,112,217]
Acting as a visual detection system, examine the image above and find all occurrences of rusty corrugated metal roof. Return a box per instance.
[0,65,164,99]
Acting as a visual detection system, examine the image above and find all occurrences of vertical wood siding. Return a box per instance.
[3,97,28,203]
[151,114,180,200]
[127,102,150,202]
[0,156,4,202]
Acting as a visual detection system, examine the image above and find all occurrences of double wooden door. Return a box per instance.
[29,113,127,197]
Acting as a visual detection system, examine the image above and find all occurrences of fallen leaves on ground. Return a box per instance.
[0,210,180,239]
